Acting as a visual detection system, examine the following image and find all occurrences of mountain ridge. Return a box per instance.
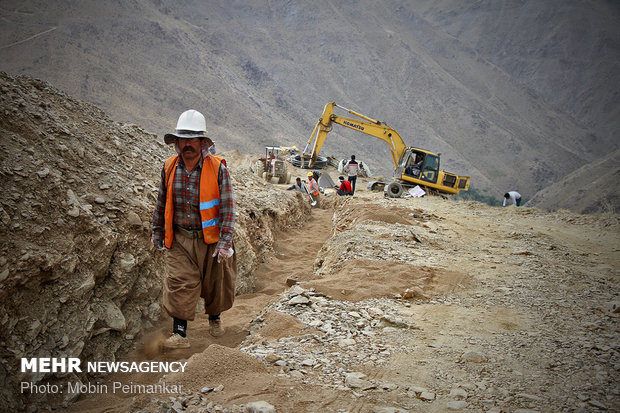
[0,0,617,212]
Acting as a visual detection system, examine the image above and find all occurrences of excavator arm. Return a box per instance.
[304,102,408,168]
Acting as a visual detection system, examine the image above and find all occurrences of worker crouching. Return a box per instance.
[335,176,353,196]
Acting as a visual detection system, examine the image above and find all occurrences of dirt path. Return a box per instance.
[62,206,335,412]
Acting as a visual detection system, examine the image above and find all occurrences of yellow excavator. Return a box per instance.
[302,102,470,197]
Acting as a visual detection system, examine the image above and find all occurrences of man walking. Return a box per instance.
[344,155,359,194]
[152,109,237,349]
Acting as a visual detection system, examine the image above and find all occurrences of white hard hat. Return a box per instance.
[164,109,208,144]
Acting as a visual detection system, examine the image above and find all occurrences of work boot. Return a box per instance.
[209,319,224,337]
[162,333,190,349]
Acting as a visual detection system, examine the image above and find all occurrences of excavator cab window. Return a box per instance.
[404,151,425,177]
[421,155,439,183]
[397,152,409,169]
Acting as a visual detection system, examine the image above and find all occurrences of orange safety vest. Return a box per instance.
[163,155,222,248]
[309,178,320,196]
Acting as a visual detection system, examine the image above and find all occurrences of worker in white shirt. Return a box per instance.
[503,191,522,207]
[344,155,360,194]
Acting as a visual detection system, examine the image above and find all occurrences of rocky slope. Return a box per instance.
[525,149,620,214]
[0,72,310,411]
[409,0,620,147]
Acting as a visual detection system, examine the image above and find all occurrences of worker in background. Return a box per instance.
[287,177,304,192]
[344,155,359,194]
[503,191,522,207]
[151,109,237,349]
[334,176,353,196]
[306,171,320,206]
[268,151,277,173]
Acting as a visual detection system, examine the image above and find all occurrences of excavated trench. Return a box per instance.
[4,136,331,411]
[60,198,336,412]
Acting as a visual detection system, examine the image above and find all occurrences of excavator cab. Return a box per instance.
[400,151,421,177]
[420,154,439,183]
[399,149,439,183]
[395,147,469,195]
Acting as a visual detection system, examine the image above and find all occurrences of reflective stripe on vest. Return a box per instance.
[163,155,222,248]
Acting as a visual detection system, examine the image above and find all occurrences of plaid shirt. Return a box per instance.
[151,146,235,249]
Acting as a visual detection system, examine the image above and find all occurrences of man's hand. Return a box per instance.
[213,247,234,263]
[152,238,166,250]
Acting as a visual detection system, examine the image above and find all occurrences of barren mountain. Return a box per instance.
[409,0,620,146]
[0,0,618,212]
[525,149,620,214]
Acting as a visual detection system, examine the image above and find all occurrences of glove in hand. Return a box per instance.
[213,247,234,263]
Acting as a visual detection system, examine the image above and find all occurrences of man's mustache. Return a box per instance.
[182,147,196,153]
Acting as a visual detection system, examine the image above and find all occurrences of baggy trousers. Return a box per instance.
[163,232,237,321]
